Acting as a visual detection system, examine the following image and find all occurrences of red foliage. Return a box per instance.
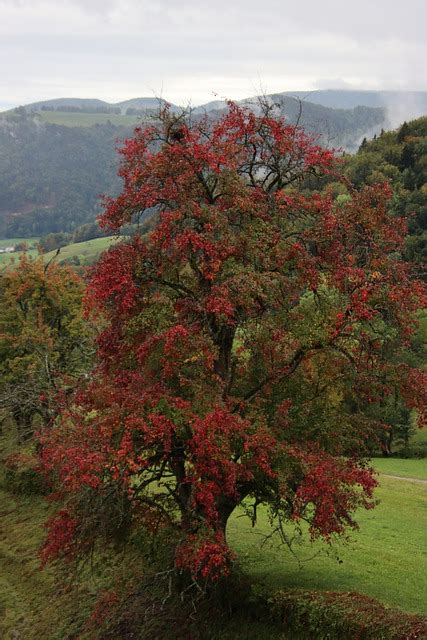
[291,449,377,538]
[175,531,235,581]
[40,101,425,582]
[40,509,79,566]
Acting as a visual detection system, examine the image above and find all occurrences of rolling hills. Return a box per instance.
[0,90,425,240]
[0,96,386,239]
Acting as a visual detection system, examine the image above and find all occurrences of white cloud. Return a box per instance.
[0,0,425,107]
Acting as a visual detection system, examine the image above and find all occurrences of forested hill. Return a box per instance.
[0,114,127,237]
[0,99,387,238]
[343,116,427,274]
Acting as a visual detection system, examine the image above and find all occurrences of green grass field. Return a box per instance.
[36,110,141,128]
[0,249,40,266]
[0,398,425,634]
[0,237,39,249]
[228,461,427,615]
[0,486,288,639]
[0,458,425,638]
[42,235,122,264]
[0,238,40,265]
[373,457,427,480]
[0,236,121,269]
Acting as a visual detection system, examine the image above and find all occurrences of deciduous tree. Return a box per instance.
[0,255,93,440]
[41,102,426,585]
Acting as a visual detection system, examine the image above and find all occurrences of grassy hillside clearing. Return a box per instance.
[228,463,427,615]
[373,457,427,480]
[0,492,286,639]
[0,248,39,265]
[42,236,123,264]
[0,236,122,268]
[0,237,39,249]
[0,456,425,638]
[36,110,141,128]
[0,238,40,265]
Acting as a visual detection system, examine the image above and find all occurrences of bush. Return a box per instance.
[397,444,427,459]
[263,589,427,639]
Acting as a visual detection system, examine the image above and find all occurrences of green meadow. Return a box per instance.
[36,110,141,128]
[228,464,427,615]
[0,238,40,265]
[42,236,122,264]
[0,457,425,638]
[0,236,122,269]
[373,456,427,480]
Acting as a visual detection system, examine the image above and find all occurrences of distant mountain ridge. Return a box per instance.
[22,96,180,114]
[16,89,427,123]
[11,93,388,151]
[279,90,427,113]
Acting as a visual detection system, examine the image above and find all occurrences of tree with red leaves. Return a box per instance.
[41,102,426,586]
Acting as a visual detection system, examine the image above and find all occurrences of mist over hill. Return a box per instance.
[14,92,388,148]
[278,90,427,128]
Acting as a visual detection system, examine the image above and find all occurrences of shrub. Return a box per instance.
[265,589,427,639]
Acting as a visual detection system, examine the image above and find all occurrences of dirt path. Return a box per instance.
[380,474,427,485]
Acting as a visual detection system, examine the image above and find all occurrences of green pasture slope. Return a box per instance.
[228,461,427,616]
[42,236,122,264]
[0,238,40,265]
[0,238,39,248]
[374,457,427,480]
[0,458,425,638]
[0,236,121,268]
[36,110,140,127]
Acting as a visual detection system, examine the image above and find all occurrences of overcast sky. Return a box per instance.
[0,0,426,109]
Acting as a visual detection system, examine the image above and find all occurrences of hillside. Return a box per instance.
[0,113,128,237]
[10,94,386,145]
[263,94,385,147]
[22,96,180,115]
[24,97,111,111]
[278,90,427,119]
[343,116,427,275]
[15,90,427,119]
[36,111,140,127]
[42,235,122,265]
[193,94,386,149]
[0,97,388,239]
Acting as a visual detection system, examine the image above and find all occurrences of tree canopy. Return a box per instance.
[40,102,426,586]
[344,117,427,277]
[0,256,92,440]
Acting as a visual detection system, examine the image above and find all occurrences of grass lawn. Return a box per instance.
[0,491,98,640]
[0,249,39,266]
[373,456,427,480]
[36,110,141,128]
[0,237,39,249]
[0,454,425,637]
[0,236,122,269]
[42,236,122,265]
[0,487,287,639]
[0,238,40,266]
[228,461,426,615]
